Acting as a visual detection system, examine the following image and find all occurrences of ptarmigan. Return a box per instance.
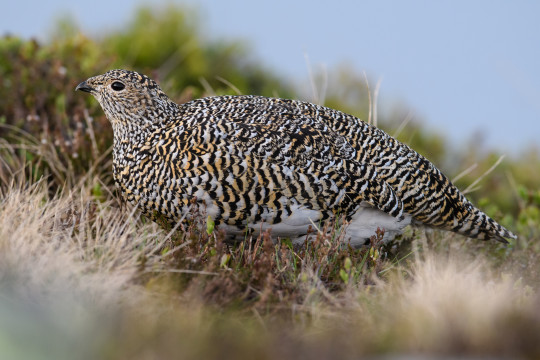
[76,69,516,246]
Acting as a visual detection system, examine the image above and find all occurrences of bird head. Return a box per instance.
[76,69,175,128]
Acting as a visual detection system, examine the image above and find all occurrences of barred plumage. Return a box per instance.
[76,69,516,246]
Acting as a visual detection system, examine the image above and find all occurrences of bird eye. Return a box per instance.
[111,81,125,91]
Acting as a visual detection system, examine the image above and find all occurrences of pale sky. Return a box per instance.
[3,0,540,154]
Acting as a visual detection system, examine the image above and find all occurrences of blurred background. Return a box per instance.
[4,0,540,152]
[1,0,539,218]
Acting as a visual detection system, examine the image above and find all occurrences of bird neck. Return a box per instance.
[110,117,161,187]
[110,98,183,177]
[112,120,155,148]
[111,98,182,144]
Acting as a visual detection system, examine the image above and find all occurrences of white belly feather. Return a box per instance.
[342,202,412,246]
[218,202,411,247]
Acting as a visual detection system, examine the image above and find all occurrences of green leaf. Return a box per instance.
[92,182,104,201]
[533,190,540,206]
[344,257,352,271]
[206,215,215,235]
[517,185,528,201]
[339,269,349,284]
[369,247,379,260]
[220,254,230,268]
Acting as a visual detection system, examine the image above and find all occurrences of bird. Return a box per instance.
[75,69,516,246]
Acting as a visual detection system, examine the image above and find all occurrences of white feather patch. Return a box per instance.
[217,202,411,247]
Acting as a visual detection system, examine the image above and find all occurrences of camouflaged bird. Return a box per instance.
[76,69,516,246]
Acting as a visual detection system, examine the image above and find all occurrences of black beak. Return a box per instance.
[75,81,95,93]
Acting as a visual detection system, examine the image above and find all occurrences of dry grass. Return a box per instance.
[0,172,167,359]
[0,147,539,360]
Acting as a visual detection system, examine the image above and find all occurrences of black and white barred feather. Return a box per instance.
[76,69,516,246]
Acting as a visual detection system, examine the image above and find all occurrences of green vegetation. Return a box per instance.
[0,5,539,360]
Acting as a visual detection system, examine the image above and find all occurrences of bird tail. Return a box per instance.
[454,207,517,243]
